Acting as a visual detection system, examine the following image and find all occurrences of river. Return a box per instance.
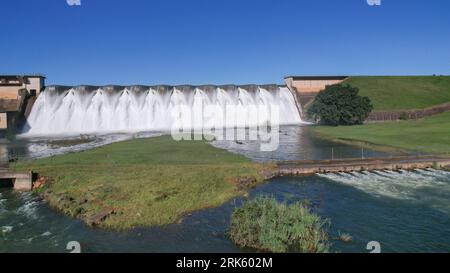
[1,125,449,253]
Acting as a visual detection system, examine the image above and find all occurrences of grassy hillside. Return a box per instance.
[16,136,271,230]
[344,76,450,111]
[313,112,450,155]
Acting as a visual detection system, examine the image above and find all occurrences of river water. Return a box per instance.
[1,125,449,253]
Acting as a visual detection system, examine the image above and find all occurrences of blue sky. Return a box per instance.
[1,0,449,85]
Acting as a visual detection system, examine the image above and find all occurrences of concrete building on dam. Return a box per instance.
[0,74,45,133]
[285,76,348,109]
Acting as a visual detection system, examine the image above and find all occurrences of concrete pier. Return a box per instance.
[277,156,450,176]
[0,168,33,191]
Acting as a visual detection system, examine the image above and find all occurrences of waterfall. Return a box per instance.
[23,85,303,135]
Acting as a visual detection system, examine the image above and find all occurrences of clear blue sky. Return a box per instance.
[1,0,449,85]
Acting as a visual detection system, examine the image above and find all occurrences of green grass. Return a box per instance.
[344,76,450,111]
[15,136,272,230]
[230,196,330,253]
[313,112,450,155]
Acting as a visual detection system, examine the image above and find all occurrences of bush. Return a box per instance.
[399,112,408,120]
[229,196,330,253]
[307,84,373,125]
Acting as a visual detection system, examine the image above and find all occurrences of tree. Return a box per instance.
[307,84,373,126]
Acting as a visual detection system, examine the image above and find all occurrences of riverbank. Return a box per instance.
[14,136,274,230]
[313,112,450,155]
[3,130,450,253]
[3,169,450,253]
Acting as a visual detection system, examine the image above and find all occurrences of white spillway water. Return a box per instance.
[317,169,450,213]
[23,85,303,135]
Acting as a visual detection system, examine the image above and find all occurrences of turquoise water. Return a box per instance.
[0,126,448,253]
[266,172,450,253]
[1,169,450,253]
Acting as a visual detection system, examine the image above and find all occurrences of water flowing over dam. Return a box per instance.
[23,85,303,135]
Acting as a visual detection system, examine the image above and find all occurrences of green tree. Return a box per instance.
[307,84,373,125]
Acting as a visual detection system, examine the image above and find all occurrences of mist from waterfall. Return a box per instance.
[23,85,303,136]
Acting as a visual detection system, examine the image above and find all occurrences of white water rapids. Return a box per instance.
[318,169,450,213]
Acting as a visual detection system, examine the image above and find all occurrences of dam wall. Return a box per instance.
[23,84,304,135]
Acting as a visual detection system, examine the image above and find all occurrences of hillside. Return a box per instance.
[344,76,450,111]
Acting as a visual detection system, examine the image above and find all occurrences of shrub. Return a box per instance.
[399,112,408,120]
[307,84,373,125]
[229,196,330,253]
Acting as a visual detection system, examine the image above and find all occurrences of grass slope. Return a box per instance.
[16,136,270,230]
[313,112,450,155]
[345,76,450,111]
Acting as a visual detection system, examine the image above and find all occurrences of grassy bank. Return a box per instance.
[16,136,273,230]
[345,76,450,111]
[313,112,450,155]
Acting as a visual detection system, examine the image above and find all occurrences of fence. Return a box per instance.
[367,103,450,122]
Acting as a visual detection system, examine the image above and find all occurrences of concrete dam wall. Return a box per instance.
[23,84,304,135]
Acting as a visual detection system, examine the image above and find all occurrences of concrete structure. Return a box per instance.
[285,76,348,93]
[0,113,7,129]
[277,156,450,176]
[0,169,33,191]
[284,76,348,111]
[0,75,45,99]
[0,75,45,131]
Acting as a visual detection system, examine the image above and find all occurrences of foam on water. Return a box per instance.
[16,193,41,220]
[0,192,6,210]
[17,132,156,160]
[416,168,450,179]
[41,231,52,237]
[318,169,450,213]
[1,226,13,234]
[0,198,6,215]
